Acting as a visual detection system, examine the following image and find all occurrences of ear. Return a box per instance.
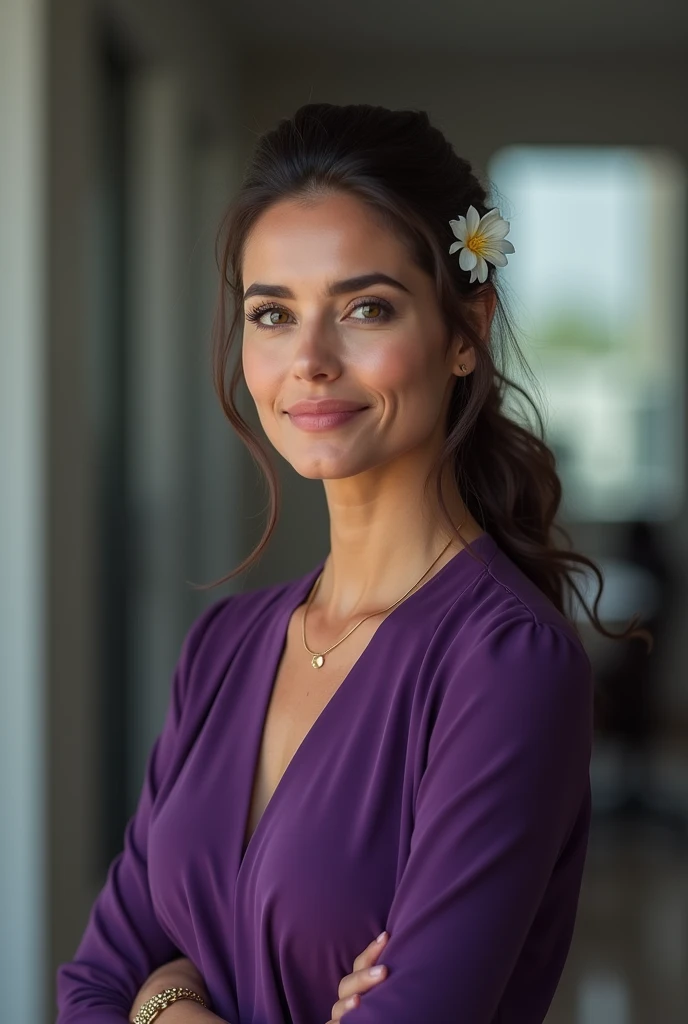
[449,285,498,375]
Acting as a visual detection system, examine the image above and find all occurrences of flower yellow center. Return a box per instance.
[466,233,488,256]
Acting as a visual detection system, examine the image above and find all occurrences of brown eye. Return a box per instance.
[245,304,293,329]
[265,309,289,325]
[349,299,393,322]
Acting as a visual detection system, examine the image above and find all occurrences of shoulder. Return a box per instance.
[182,580,291,665]
[447,537,590,672]
[173,567,314,692]
[434,541,594,741]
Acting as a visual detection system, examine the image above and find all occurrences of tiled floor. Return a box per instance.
[546,741,688,1023]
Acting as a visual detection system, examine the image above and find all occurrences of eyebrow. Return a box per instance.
[243,272,411,302]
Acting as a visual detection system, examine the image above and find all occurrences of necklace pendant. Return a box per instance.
[311,654,325,669]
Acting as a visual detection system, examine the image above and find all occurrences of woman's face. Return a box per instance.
[241,191,474,482]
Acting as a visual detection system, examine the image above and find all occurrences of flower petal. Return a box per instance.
[459,247,477,271]
[482,218,511,241]
[469,266,479,284]
[466,205,480,235]
[449,217,467,241]
[483,240,514,257]
[479,208,502,229]
[476,256,488,283]
[448,240,463,255]
[483,248,508,267]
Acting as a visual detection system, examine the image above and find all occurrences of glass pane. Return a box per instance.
[487,146,686,521]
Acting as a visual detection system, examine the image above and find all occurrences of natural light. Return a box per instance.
[487,145,686,522]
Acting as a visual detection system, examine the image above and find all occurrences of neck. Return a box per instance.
[313,463,482,628]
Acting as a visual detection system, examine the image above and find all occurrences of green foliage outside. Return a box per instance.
[532,308,617,354]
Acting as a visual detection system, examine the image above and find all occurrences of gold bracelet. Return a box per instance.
[132,985,207,1023]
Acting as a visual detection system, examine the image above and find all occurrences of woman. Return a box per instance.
[56,103,648,1024]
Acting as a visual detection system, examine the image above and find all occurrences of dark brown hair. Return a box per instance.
[201,101,651,649]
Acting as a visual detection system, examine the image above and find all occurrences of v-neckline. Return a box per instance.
[235,531,494,877]
[235,559,330,877]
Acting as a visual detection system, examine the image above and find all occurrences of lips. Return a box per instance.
[285,403,369,432]
[285,399,368,415]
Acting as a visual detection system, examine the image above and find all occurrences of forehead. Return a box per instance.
[242,192,412,284]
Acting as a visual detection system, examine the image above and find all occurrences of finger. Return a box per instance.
[330,991,360,1020]
[351,931,389,974]
[336,962,388,1003]
[330,964,388,1023]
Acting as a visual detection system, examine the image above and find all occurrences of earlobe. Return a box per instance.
[448,334,474,377]
[449,286,496,374]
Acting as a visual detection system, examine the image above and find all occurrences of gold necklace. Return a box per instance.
[302,520,466,669]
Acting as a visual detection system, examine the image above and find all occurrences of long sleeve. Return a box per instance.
[347,615,593,1024]
[55,598,229,1023]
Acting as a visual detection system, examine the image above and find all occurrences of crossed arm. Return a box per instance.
[56,611,592,1024]
[55,601,230,1024]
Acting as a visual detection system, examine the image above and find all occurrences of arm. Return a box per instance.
[129,962,227,1024]
[137,1003,225,1024]
[345,615,593,1024]
[56,599,232,1024]
[127,957,213,1023]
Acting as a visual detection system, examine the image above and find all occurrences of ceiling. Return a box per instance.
[223,0,688,55]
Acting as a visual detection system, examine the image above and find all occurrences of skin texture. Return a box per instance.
[241,190,496,633]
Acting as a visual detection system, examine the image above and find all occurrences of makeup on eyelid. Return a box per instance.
[244,297,396,331]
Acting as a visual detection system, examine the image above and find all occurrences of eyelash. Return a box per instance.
[244,297,395,331]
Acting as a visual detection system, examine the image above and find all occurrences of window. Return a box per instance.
[487,146,686,521]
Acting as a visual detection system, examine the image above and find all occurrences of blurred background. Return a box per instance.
[1,1,687,1021]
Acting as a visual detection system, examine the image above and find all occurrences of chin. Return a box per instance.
[290,462,360,481]
[285,451,370,481]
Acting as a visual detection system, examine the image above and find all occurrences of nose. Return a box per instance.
[290,315,342,381]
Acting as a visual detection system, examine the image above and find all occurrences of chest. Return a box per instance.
[242,607,385,855]
[147,595,437,986]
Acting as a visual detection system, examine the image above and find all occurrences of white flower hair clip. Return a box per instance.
[448,205,515,284]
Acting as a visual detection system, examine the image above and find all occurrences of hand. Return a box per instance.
[326,931,390,1022]
[129,956,211,1023]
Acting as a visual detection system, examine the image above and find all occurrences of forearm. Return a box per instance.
[128,963,228,1024]
[147,1001,228,1024]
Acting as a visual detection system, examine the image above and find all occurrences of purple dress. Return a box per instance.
[56,532,593,1024]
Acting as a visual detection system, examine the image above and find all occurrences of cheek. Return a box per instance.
[363,335,442,397]
[242,341,281,403]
